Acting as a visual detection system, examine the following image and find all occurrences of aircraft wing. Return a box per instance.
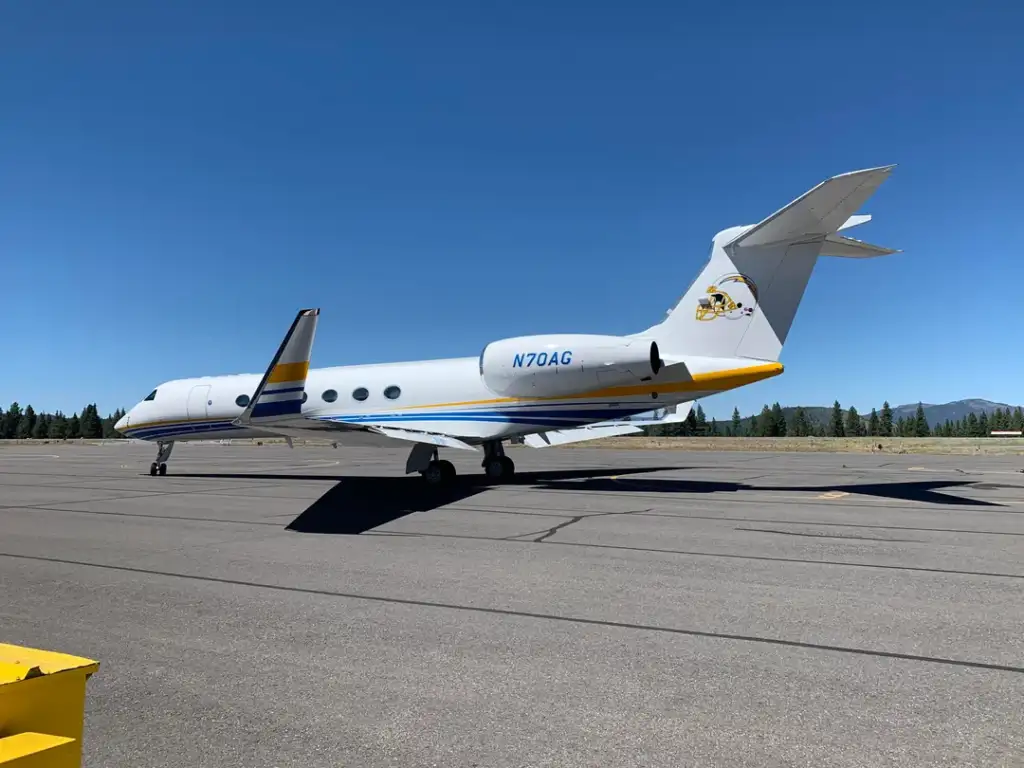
[523,402,694,448]
[232,307,480,452]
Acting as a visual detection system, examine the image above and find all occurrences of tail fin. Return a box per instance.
[643,166,898,362]
[235,308,319,428]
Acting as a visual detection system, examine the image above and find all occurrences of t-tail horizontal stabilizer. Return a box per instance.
[726,165,896,249]
[234,308,319,431]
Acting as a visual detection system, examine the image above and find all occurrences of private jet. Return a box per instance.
[115,165,899,483]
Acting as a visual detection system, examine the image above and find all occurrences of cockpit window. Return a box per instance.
[143,389,157,401]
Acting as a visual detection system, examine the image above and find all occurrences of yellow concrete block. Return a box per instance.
[0,644,99,767]
[0,733,76,767]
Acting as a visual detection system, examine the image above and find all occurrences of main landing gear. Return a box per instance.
[482,440,515,482]
[405,440,516,487]
[149,440,174,476]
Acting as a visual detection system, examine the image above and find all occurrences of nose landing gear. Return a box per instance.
[149,441,174,476]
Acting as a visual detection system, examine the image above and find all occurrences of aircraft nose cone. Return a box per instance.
[115,414,129,433]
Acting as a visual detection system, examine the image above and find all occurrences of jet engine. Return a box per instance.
[479,334,662,398]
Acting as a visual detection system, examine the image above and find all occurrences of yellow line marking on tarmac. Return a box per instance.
[817,491,850,500]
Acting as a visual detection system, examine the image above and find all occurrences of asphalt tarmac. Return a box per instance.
[2,441,1023,767]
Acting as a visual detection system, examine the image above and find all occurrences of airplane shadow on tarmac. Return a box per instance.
[170,466,1006,535]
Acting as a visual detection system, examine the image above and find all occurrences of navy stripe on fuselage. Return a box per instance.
[251,399,303,418]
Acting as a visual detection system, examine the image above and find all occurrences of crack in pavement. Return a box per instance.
[738,527,920,543]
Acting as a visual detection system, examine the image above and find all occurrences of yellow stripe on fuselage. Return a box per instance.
[268,361,309,383]
[396,361,784,410]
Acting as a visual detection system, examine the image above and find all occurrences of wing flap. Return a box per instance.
[370,426,479,451]
[523,423,643,447]
[523,401,695,447]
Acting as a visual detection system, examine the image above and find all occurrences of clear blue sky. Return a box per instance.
[3,1,1023,420]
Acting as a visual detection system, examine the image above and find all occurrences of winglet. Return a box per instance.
[234,308,319,428]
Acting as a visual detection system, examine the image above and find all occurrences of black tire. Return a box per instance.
[484,457,505,480]
[422,461,445,486]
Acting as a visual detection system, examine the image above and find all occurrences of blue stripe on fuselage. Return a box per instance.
[251,399,303,418]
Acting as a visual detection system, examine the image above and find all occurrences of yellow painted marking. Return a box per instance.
[817,491,850,500]
[398,362,784,410]
[268,361,309,383]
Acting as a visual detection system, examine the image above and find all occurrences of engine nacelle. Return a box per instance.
[479,334,662,398]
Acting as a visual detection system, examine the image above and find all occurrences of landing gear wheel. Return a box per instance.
[150,462,158,476]
[485,455,515,481]
[422,459,456,486]
[158,463,167,476]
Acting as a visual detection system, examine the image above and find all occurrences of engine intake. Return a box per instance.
[479,334,661,398]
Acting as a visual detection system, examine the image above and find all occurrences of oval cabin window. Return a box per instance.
[322,389,338,403]
[383,385,401,400]
[352,387,369,401]
[235,394,250,407]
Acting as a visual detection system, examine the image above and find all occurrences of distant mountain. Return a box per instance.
[733,399,1021,430]
[889,399,1018,427]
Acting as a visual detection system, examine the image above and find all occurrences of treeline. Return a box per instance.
[646,401,1024,438]
[0,402,127,440]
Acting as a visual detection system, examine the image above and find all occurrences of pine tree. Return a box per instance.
[755,404,772,436]
[709,418,719,436]
[2,402,22,439]
[16,405,36,439]
[1013,407,1024,432]
[67,413,81,439]
[48,412,67,439]
[829,400,845,437]
[978,411,990,437]
[880,401,893,437]
[867,408,880,437]
[731,407,742,436]
[80,404,103,439]
[790,406,809,437]
[770,402,786,436]
[845,405,863,437]
[913,403,929,437]
[966,412,979,437]
[896,416,907,436]
[749,412,758,437]
[32,414,49,439]
[694,403,707,435]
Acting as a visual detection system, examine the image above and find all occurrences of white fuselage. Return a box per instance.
[116,354,781,444]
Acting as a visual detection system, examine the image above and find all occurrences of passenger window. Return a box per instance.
[322,389,338,403]
[235,394,250,407]
[352,387,369,401]
[143,389,157,401]
[384,385,401,400]
[301,391,308,403]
